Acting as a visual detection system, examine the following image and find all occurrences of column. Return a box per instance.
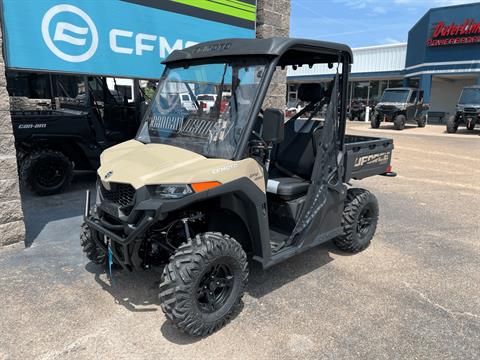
[0,29,25,246]
[256,0,291,109]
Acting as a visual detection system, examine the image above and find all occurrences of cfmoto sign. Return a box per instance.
[41,4,99,63]
[2,0,255,79]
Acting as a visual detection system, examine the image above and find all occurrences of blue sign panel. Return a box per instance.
[2,0,256,79]
[406,3,480,73]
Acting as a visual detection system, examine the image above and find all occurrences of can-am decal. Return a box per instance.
[18,123,47,129]
[354,152,391,168]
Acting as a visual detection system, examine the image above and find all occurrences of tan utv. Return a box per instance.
[82,38,396,337]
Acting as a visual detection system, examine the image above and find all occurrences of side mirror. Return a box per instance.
[262,108,284,144]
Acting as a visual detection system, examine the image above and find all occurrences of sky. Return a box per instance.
[290,0,480,48]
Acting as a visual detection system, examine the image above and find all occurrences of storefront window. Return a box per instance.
[352,81,369,102]
[407,78,419,88]
[388,79,404,88]
[287,83,298,107]
[370,81,380,104]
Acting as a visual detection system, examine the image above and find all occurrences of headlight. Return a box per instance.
[154,184,193,199]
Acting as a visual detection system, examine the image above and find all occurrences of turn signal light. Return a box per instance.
[191,181,222,193]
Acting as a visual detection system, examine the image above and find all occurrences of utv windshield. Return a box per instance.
[137,60,266,159]
[459,88,480,105]
[380,89,409,103]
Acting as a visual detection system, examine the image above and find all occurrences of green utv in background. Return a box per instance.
[371,87,428,130]
[447,86,480,133]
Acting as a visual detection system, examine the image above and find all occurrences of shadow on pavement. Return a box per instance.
[443,128,480,135]
[22,172,96,247]
[84,240,336,343]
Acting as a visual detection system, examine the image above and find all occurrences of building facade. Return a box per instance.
[287,2,480,124]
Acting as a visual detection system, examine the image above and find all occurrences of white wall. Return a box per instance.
[430,77,477,116]
[287,43,407,78]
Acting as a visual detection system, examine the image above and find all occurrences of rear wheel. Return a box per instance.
[333,188,379,253]
[417,115,427,128]
[393,114,406,130]
[159,233,248,337]
[446,115,458,133]
[20,149,73,195]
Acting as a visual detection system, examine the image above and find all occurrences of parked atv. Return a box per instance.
[371,88,428,130]
[446,85,480,133]
[349,99,376,122]
[10,76,141,195]
[81,38,395,337]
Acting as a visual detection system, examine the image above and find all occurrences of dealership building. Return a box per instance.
[287,2,480,123]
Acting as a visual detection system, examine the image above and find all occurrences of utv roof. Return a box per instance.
[164,37,353,66]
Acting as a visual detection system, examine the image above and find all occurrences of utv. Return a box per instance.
[371,87,428,130]
[348,99,372,121]
[10,75,140,195]
[446,86,480,133]
[81,38,395,336]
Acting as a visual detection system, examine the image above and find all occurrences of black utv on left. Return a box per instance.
[9,73,142,195]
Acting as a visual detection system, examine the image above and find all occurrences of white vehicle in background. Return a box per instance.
[197,94,217,113]
[180,93,197,111]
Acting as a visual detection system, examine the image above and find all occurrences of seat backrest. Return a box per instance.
[272,83,325,179]
[297,83,324,103]
[274,119,317,179]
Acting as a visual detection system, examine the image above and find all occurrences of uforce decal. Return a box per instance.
[18,123,47,129]
[354,152,390,168]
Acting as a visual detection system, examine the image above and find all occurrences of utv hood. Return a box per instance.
[97,140,263,191]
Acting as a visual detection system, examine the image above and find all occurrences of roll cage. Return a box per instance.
[162,37,353,161]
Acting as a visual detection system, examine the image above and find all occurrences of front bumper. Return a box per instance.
[83,180,228,269]
[459,112,480,125]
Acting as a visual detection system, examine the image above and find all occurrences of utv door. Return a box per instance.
[413,90,425,120]
[406,90,418,121]
[287,76,345,250]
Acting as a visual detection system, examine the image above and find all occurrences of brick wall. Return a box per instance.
[256,0,291,110]
[0,30,25,246]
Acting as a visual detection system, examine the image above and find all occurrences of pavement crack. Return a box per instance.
[403,282,480,321]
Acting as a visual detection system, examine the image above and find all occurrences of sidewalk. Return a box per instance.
[347,120,480,139]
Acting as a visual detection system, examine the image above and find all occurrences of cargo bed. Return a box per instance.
[343,134,394,182]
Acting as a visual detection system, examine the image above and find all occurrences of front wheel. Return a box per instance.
[333,188,379,253]
[417,115,427,128]
[159,233,248,337]
[80,223,107,265]
[393,114,406,130]
[446,115,458,133]
[371,114,380,129]
[359,111,366,122]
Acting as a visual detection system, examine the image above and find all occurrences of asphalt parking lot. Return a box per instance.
[1,123,479,360]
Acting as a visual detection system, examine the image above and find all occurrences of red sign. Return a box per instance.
[427,19,480,47]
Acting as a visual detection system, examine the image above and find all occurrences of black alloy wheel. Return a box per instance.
[160,232,248,337]
[20,149,73,195]
[356,206,375,241]
[333,188,379,253]
[196,261,234,313]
